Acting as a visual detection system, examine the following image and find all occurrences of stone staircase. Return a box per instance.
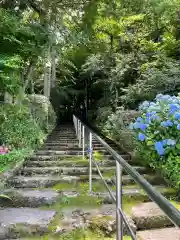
[0,125,179,239]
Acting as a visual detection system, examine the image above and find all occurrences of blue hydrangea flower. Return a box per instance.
[161,120,173,127]
[151,115,160,121]
[167,139,176,146]
[146,112,151,118]
[177,124,180,130]
[169,104,178,115]
[138,133,146,141]
[151,111,157,115]
[139,123,148,131]
[134,122,147,131]
[156,94,163,100]
[136,117,144,122]
[174,112,180,120]
[169,104,178,110]
[161,121,169,127]
[166,120,173,127]
[145,117,151,124]
[133,122,141,129]
[155,141,165,156]
[174,121,179,125]
[150,102,156,106]
[162,140,168,146]
[143,101,150,107]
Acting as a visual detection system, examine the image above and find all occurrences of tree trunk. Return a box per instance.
[23,62,35,92]
[44,45,52,99]
[51,47,56,88]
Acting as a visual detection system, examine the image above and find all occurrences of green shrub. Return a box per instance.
[121,57,180,108]
[0,148,31,173]
[0,104,45,149]
[102,108,139,152]
[132,94,180,191]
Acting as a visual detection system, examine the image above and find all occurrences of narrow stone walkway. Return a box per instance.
[0,125,179,239]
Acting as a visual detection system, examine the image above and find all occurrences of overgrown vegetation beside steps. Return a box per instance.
[0,99,56,173]
[0,148,32,173]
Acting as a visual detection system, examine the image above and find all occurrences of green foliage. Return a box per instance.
[23,94,57,133]
[0,104,45,149]
[99,108,139,152]
[0,7,47,95]
[0,148,31,173]
[121,57,180,107]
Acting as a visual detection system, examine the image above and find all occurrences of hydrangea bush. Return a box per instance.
[131,94,180,191]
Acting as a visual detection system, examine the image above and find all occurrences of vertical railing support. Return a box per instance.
[79,122,82,148]
[116,160,123,240]
[82,126,85,159]
[75,117,78,135]
[89,132,92,193]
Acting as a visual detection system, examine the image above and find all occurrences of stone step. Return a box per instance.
[137,228,180,240]
[41,145,118,151]
[16,173,153,187]
[0,189,59,208]
[20,166,148,176]
[57,204,136,237]
[46,137,77,140]
[29,155,88,161]
[40,146,83,151]
[94,186,176,203]
[46,136,77,140]
[35,149,120,155]
[44,139,113,143]
[44,140,79,144]
[132,202,174,230]
[8,175,80,188]
[8,171,157,189]
[30,153,128,161]
[43,142,109,147]
[25,157,135,168]
[0,208,56,238]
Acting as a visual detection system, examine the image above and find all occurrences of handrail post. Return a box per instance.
[77,120,80,144]
[82,126,85,159]
[89,132,92,193]
[79,121,82,148]
[75,117,78,135]
[116,160,123,240]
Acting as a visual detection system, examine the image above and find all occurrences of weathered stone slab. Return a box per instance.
[21,166,147,177]
[132,202,174,230]
[54,205,136,237]
[8,176,79,188]
[22,166,115,176]
[93,186,176,203]
[0,208,56,238]
[26,160,90,168]
[0,189,59,207]
[137,227,180,240]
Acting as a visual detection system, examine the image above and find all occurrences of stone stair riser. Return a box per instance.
[19,166,148,176]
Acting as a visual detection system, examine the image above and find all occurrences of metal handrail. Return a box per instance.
[73,115,180,240]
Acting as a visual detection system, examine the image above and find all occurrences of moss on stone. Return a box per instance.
[89,215,114,231]
[22,231,131,240]
[103,170,115,178]
[52,182,77,191]
[59,156,88,162]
